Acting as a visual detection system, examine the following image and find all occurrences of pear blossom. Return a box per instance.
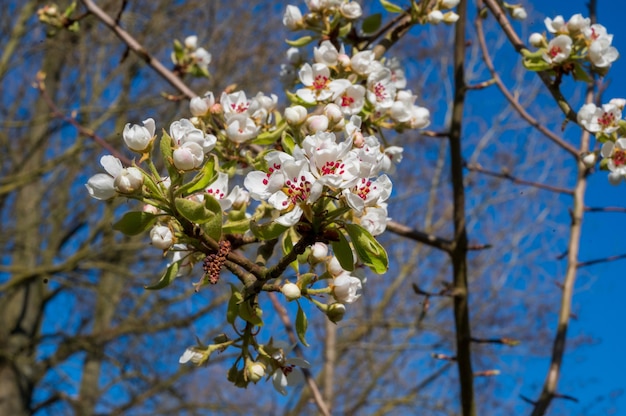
[267,342,310,395]
[332,271,362,303]
[205,172,247,210]
[190,92,215,116]
[221,91,250,119]
[542,35,572,64]
[323,103,344,124]
[577,103,621,134]
[85,155,123,200]
[267,160,317,226]
[225,113,260,143]
[358,205,389,236]
[113,167,144,194]
[184,35,198,50]
[170,244,194,276]
[191,47,211,71]
[529,33,545,47]
[170,118,216,153]
[545,15,566,33]
[296,63,351,104]
[367,68,396,110]
[511,7,527,20]
[443,11,459,24]
[314,40,340,66]
[350,50,381,76]
[386,57,407,89]
[305,114,330,133]
[326,302,346,323]
[246,362,266,383]
[244,151,294,200]
[281,282,301,301]
[588,37,619,68]
[310,242,329,262]
[173,142,204,170]
[441,0,460,9]
[150,225,174,250]
[335,84,366,115]
[343,174,393,214]
[567,14,590,32]
[601,138,626,183]
[123,118,155,152]
[179,347,206,365]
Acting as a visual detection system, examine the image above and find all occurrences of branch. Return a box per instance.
[267,292,331,416]
[386,220,453,252]
[449,1,476,414]
[474,2,580,158]
[578,252,626,268]
[465,162,574,195]
[78,0,197,99]
[481,0,579,125]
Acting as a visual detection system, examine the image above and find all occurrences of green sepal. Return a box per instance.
[344,223,388,274]
[285,35,315,47]
[176,154,218,196]
[330,228,355,271]
[223,216,252,234]
[617,120,626,138]
[286,89,315,107]
[295,302,309,346]
[379,0,404,14]
[145,261,179,290]
[522,56,552,72]
[362,13,382,34]
[112,211,157,236]
[281,133,297,155]
[250,220,289,240]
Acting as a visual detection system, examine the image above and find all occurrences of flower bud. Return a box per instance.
[582,152,597,168]
[246,362,266,383]
[512,7,527,20]
[173,142,204,171]
[608,171,623,185]
[529,33,545,47]
[306,115,329,133]
[443,11,460,24]
[190,96,210,116]
[283,5,303,30]
[340,2,362,19]
[441,0,460,8]
[150,225,174,250]
[123,118,155,153]
[337,53,351,68]
[326,303,346,323]
[285,105,308,125]
[427,10,443,24]
[114,167,144,194]
[310,242,328,263]
[324,103,344,124]
[184,35,198,50]
[281,282,301,301]
[143,204,159,214]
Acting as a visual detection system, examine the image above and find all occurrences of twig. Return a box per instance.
[78,0,197,99]
[474,1,580,158]
[465,163,574,195]
[578,252,626,268]
[267,292,331,416]
[585,206,626,213]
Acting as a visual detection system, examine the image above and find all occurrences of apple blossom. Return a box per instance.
[123,118,155,152]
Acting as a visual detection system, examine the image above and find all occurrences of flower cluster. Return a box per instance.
[578,98,626,185]
[525,13,619,76]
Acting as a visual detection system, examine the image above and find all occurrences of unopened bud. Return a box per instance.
[512,7,527,20]
[324,103,344,124]
[285,105,308,125]
[582,152,597,168]
[306,115,329,133]
[281,282,301,301]
[529,33,545,47]
[150,225,174,250]
[246,361,266,383]
[327,303,346,323]
[114,167,144,194]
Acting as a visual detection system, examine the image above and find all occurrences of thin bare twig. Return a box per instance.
[79,0,197,99]
[465,163,575,195]
[578,252,626,268]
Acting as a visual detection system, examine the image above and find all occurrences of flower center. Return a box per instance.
[549,46,562,58]
[283,175,312,207]
[374,82,388,102]
[598,111,616,128]
[320,160,346,176]
[313,75,330,91]
[341,94,355,107]
[613,148,626,167]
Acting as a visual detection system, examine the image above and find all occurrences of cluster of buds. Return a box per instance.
[171,35,212,77]
[524,13,619,77]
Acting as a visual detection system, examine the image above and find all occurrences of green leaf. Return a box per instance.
[175,194,222,225]
[222,216,252,234]
[145,261,179,290]
[281,133,296,155]
[572,63,592,83]
[344,223,388,274]
[330,229,355,271]
[227,284,242,325]
[239,300,263,326]
[281,228,300,274]
[251,121,287,145]
[379,0,404,14]
[160,130,179,180]
[296,303,309,346]
[250,220,289,240]
[177,155,217,196]
[112,211,157,236]
[285,35,315,47]
[338,22,352,38]
[362,13,382,34]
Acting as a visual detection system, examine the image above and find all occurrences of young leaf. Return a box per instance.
[175,197,208,223]
[296,303,309,346]
[239,300,263,326]
[330,229,355,271]
[177,154,217,196]
[227,284,243,325]
[362,13,382,34]
[286,35,315,47]
[344,223,388,274]
[145,261,179,290]
[113,211,157,236]
[159,130,178,180]
[250,220,289,240]
[379,0,404,14]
